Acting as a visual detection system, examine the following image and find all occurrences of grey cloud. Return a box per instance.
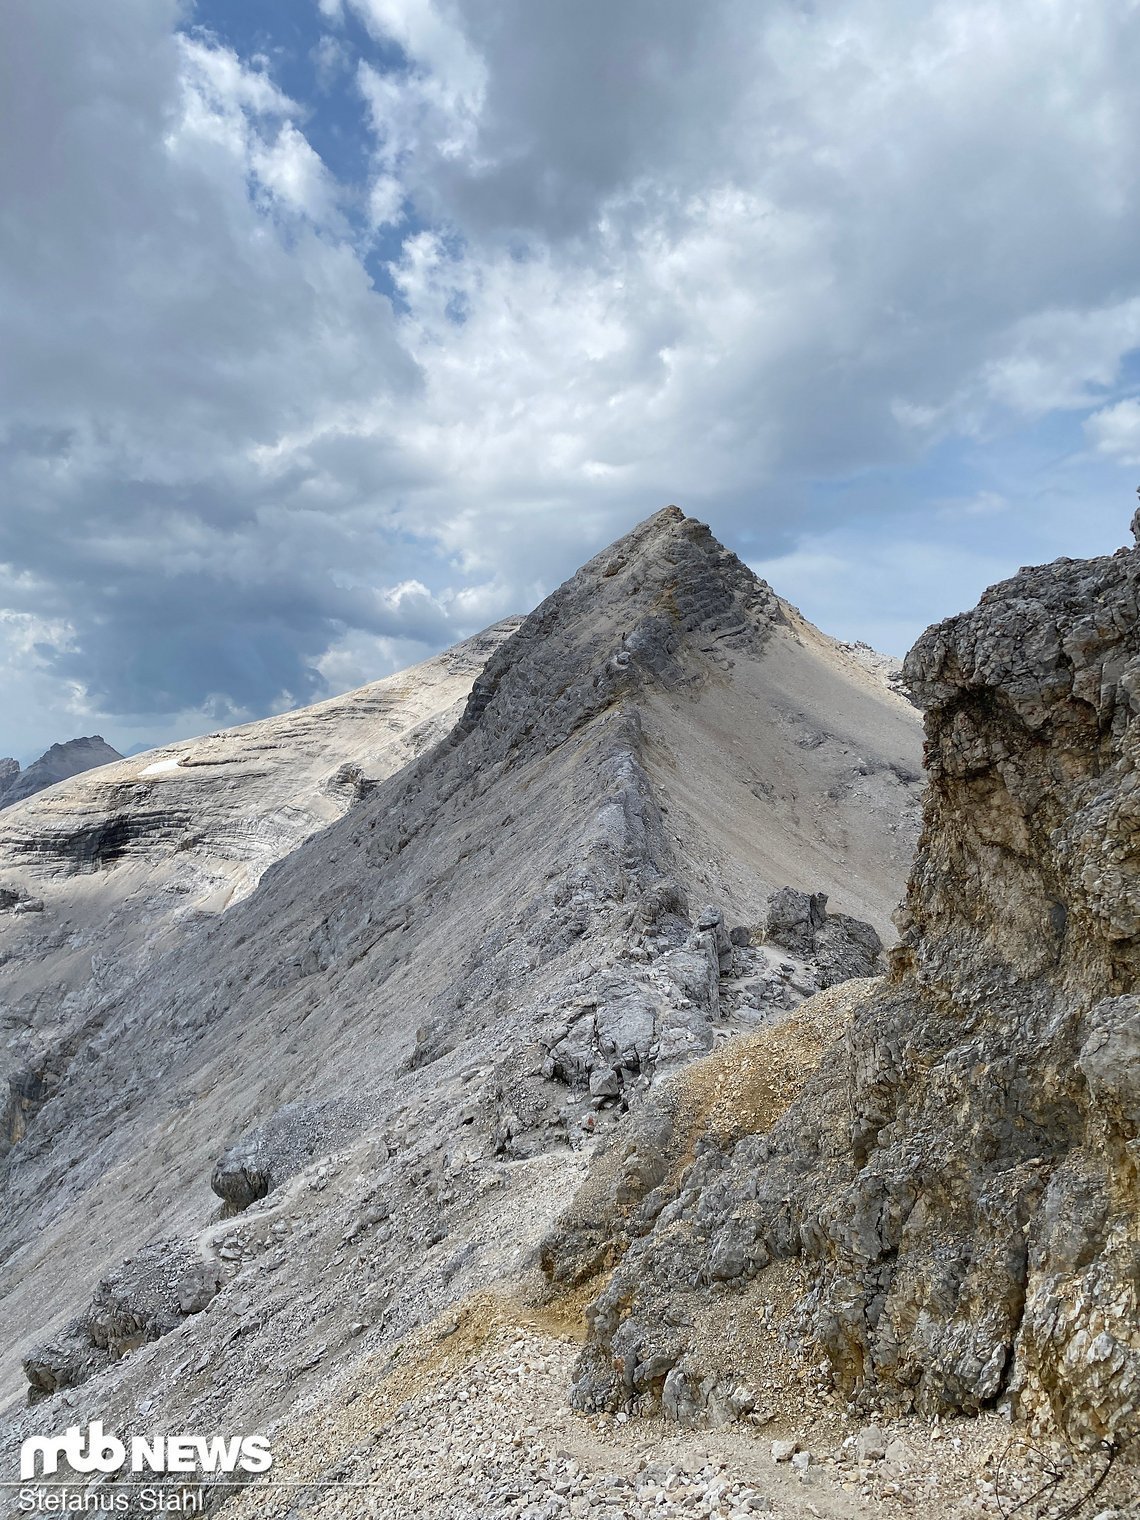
[1,1,416,439]
[44,571,452,719]
[362,0,1140,467]
[412,1,723,239]
[0,0,425,733]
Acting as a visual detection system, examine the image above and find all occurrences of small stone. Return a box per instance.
[770,1440,797,1463]
[856,1424,887,1462]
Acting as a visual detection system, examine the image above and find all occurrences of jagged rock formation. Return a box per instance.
[211,1100,364,1216]
[564,525,1140,1456]
[0,508,922,1494]
[0,736,123,810]
[25,1241,220,1402]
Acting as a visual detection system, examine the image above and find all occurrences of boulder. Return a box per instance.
[211,1100,345,1215]
[88,1239,215,1355]
[23,1320,113,1403]
[764,888,827,957]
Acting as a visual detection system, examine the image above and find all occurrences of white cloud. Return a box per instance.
[0,609,77,666]
[1085,398,1140,463]
[314,629,420,691]
[251,123,341,221]
[178,34,294,119]
[0,610,90,764]
[313,34,350,91]
[335,0,1140,513]
[349,0,486,113]
[367,173,404,227]
[981,300,1140,416]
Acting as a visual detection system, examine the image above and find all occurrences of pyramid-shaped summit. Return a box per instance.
[453,505,789,752]
[567,516,1140,1463]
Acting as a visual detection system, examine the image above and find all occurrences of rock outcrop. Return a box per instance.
[564,525,1140,1455]
[211,1100,362,1215]
[23,1240,219,1402]
[0,736,123,810]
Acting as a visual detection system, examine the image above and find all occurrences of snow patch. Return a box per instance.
[139,757,185,777]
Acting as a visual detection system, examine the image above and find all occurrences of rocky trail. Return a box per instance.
[226,1302,1134,1520]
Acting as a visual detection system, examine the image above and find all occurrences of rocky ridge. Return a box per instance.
[0,509,926,1515]
[0,620,520,1128]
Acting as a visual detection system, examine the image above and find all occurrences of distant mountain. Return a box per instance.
[0,736,124,810]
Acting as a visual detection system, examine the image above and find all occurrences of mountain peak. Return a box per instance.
[0,735,123,811]
[577,503,744,583]
[456,506,785,751]
[0,513,925,1483]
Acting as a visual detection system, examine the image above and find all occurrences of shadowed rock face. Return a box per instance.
[0,738,123,810]
[565,525,1140,1452]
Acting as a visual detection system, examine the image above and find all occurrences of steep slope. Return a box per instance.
[0,736,123,809]
[0,508,922,1501]
[566,517,1140,1462]
[636,599,919,941]
[0,621,519,1110]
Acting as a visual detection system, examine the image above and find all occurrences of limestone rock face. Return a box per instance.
[0,621,521,1122]
[566,536,1140,1452]
[0,737,123,810]
[763,886,884,986]
[23,1326,113,1403]
[764,886,827,957]
[22,1241,218,1403]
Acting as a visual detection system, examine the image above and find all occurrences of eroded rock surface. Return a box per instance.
[23,1240,219,1402]
[0,621,521,1113]
[565,527,1140,1454]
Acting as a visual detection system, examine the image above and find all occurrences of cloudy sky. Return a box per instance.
[3,0,1140,761]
